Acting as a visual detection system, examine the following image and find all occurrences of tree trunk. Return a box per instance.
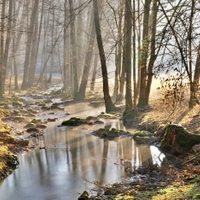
[145,0,158,105]
[124,0,133,113]
[137,0,152,107]
[21,0,39,90]
[133,0,138,117]
[93,0,117,113]
[3,0,12,91]
[161,124,200,155]
[90,47,98,91]
[69,0,78,97]
[75,10,96,100]
[0,0,6,98]
[113,0,123,101]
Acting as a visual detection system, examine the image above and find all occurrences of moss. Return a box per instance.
[133,130,156,143]
[97,112,118,119]
[93,128,129,138]
[31,119,42,124]
[161,124,200,154]
[78,190,89,200]
[61,117,87,126]
[24,123,36,128]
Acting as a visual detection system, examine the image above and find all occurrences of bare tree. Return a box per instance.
[93,0,117,113]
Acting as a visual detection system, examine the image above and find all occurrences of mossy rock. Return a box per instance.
[13,110,20,115]
[31,119,42,124]
[36,124,47,129]
[0,102,9,107]
[24,123,36,128]
[78,190,89,200]
[25,113,37,117]
[26,127,39,133]
[86,116,104,125]
[26,108,38,114]
[93,127,129,138]
[43,99,52,104]
[37,102,46,107]
[133,131,156,143]
[12,101,23,107]
[41,106,50,110]
[61,117,87,126]
[13,116,26,122]
[98,113,117,119]
[161,124,200,154]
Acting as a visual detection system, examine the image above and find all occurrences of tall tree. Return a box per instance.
[137,0,152,107]
[0,0,6,98]
[75,8,96,100]
[69,0,78,96]
[21,0,39,90]
[93,0,117,113]
[123,0,133,115]
[114,0,124,101]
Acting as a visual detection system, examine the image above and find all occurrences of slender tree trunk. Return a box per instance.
[76,0,84,83]
[93,0,117,113]
[21,0,39,90]
[137,0,152,107]
[0,0,6,98]
[3,0,12,90]
[124,0,133,113]
[69,0,78,96]
[189,43,200,108]
[63,0,68,92]
[90,48,98,91]
[133,0,138,116]
[75,11,96,100]
[113,0,123,101]
[145,0,158,105]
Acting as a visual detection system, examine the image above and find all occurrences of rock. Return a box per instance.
[36,124,47,129]
[61,117,87,126]
[78,190,89,200]
[133,130,156,144]
[31,119,42,124]
[92,128,130,138]
[26,127,39,133]
[24,123,36,128]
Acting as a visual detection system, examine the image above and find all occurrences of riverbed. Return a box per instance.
[0,99,164,200]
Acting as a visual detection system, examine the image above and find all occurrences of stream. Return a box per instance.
[0,98,165,200]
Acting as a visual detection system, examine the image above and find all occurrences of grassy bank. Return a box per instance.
[0,120,28,180]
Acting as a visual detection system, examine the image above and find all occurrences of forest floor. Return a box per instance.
[0,78,200,199]
[84,79,200,199]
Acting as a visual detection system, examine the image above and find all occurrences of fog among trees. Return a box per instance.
[0,0,199,115]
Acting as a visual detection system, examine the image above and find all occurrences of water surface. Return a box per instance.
[0,103,164,200]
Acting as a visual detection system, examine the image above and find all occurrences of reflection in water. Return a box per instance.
[0,118,164,200]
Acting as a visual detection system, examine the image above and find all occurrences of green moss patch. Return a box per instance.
[61,117,87,126]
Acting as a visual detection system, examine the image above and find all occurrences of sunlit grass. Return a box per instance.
[152,183,200,200]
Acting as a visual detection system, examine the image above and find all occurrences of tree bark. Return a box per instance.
[0,0,6,98]
[124,0,133,113]
[69,0,78,96]
[137,0,152,107]
[21,0,39,90]
[161,124,200,154]
[93,0,117,113]
[145,0,158,105]
[75,10,96,100]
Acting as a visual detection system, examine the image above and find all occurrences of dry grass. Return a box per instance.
[145,79,200,134]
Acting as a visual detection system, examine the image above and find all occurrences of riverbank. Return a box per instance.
[0,119,29,180]
[1,81,200,199]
